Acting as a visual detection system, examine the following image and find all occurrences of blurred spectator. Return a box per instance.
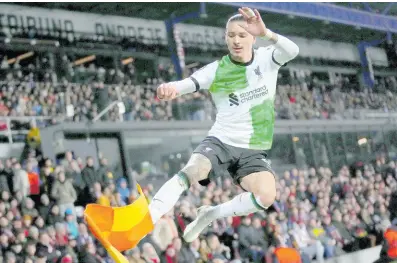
[97,186,112,207]
[65,235,79,263]
[54,222,69,247]
[0,161,11,194]
[179,238,201,263]
[151,209,179,252]
[47,205,63,225]
[51,171,77,218]
[291,221,325,262]
[206,232,231,262]
[38,194,51,222]
[40,166,55,194]
[77,223,93,247]
[26,162,40,197]
[117,177,131,204]
[78,242,102,263]
[141,242,160,263]
[25,241,37,262]
[331,211,359,252]
[36,232,58,262]
[12,162,30,198]
[126,247,146,263]
[81,156,97,205]
[97,157,114,186]
[26,121,41,150]
[162,237,183,263]
[308,218,338,258]
[21,197,38,218]
[238,216,267,262]
[65,209,79,239]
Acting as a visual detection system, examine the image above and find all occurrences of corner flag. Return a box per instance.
[84,184,154,263]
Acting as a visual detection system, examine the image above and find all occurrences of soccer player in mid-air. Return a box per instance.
[150,7,299,242]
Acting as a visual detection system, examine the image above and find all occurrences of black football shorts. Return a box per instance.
[193,136,275,187]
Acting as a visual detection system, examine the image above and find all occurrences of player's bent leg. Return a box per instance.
[180,153,213,184]
[148,153,212,224]
[183,171,276,243]
[239,171,277,209]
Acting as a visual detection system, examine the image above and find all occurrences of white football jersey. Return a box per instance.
[190,47,283,150]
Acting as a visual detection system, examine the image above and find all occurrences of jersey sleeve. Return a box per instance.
[172,61,218,96]
[272,34,299,67]
[257,47,280,70]
[189,61,218,91]
[257,34,299,70]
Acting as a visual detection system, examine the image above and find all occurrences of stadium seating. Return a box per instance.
[1,148,395,262]
[1,55,397,126]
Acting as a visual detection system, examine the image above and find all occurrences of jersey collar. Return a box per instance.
[228,49,255,66]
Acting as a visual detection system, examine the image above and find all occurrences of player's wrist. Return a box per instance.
[259,29,273,40]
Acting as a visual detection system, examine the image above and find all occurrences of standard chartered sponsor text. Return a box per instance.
[240,86,268,103]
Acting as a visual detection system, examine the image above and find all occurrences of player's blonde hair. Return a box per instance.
[226,14,244,29]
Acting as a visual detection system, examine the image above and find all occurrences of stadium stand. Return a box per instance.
[1,2,397,263]
[2,58,397,131]
[1,152,395,263]
[1,53,397,126]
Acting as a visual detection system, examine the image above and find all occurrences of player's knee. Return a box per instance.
[181,165,203,185]
[243,172,276,208]
[180,154,212,184]
[256,187,276,208]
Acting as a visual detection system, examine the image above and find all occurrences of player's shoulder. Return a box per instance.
[256,46,275,57]
[195,60,219,73]
[207,60,220,67]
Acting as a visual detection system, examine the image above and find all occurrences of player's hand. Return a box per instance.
[238,7,267,37]
[156,83,179,101]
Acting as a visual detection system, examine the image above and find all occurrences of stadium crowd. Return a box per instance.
[1,50,397,263]
[1,53,397,127]
[0,147,396,262]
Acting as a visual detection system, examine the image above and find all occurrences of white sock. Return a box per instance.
[209,192,266,220]
[148,173,189,224]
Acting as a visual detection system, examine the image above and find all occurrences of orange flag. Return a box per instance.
[84,184,154,263]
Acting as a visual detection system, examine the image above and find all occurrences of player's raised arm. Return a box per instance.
[238,7,299,66]
[266,29,299,67]
[157,61,218,101]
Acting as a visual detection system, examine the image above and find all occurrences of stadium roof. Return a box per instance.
[14,2,396,43]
